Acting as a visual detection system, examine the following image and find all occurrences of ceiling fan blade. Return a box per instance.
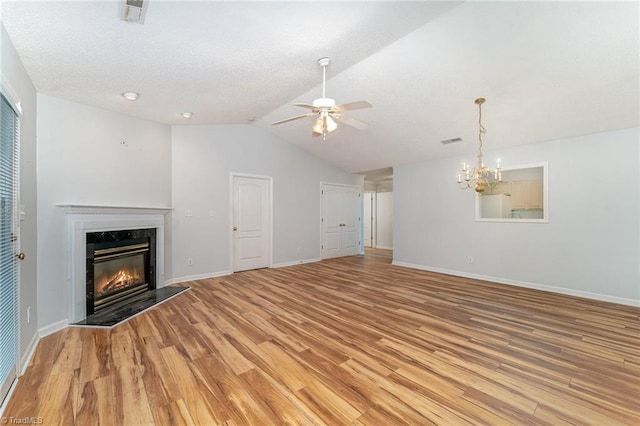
[333,100,373,112]
[333,114,370,130]
[272,112,316,126]
[293,103,320,112]
[312,131,323,138]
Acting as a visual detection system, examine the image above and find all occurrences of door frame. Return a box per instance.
[319,182,363,259]
[0,78,22,406]
[229,173,273,272]
[363,191,376,248]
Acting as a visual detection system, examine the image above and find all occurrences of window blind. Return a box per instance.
[0,92,19,405]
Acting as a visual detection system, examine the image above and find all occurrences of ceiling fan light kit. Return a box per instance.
[272,57,372,140]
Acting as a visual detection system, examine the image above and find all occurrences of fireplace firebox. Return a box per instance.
[86,228,156,316]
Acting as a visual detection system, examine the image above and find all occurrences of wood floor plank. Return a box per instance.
[76,375,115,426]
[159,345,225,425]
[4,248,639,425]
[152,399,196,426]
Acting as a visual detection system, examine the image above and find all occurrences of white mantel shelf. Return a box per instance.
[57,204,172,215]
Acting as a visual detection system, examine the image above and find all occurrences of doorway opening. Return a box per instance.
[361,167,393,251]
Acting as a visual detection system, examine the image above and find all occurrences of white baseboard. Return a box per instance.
[0,378,18,417]
[20,332,40,375]
[272,258,321,268]
[165,270,232,286]
[392,261,640,307]
[0,332,36,416]
[38,319,69,338]
[374,245,393,250]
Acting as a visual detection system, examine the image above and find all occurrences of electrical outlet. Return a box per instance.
[468,256,474,264]
[185,209,193,217]
[209,210,215,217]
[187,258,193,266]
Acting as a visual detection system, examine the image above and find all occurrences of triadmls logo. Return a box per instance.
[1,417,44,425]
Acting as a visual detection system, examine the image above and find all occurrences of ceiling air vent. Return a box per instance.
[441,137,462,145]
[121,0,148,24]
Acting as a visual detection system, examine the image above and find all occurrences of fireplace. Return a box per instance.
[86,228,156,316]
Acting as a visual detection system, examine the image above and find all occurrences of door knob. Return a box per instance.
[233,226,238,231]
[16,252,25,260]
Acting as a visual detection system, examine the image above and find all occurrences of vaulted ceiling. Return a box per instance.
[2,1,638,174]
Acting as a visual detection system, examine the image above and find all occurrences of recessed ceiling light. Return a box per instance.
[122,92,139,101]
[181,112,193,119]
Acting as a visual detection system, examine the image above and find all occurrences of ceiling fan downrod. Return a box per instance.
[318,57,330,99]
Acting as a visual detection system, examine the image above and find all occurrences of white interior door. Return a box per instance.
[232,175,271,272]
[321,183,361,259]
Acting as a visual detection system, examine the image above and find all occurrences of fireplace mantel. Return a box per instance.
[60,204,170,322]
[58,204,172,215]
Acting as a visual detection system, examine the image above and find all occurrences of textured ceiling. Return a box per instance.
[2,1,638,175]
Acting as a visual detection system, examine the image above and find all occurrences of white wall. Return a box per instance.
[170,124,361,281]
[376,192,394,249]
[393,127,639,305]
[36,95,172,328]
[1,24,39,367]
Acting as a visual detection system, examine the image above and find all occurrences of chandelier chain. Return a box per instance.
[478,101,486,156]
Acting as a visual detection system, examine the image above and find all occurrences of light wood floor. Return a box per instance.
[4,249,639,425]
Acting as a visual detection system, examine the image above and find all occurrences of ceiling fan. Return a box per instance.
[272,57,372,139]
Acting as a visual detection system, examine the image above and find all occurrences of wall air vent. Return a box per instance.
[121,0,148,24]
[441,137,463,145]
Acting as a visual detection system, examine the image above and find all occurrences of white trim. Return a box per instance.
[272,258,321,268]
[1,73,23,116]
[475,161,549,223]
[57,204,172,215]
[392,261,640,307]
[38,319,69,338]
[165,270,232,285]
[19,332,39,375]
[0,377,18,417]
[375,245,393,250]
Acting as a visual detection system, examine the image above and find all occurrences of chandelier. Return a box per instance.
[457,98,502,193]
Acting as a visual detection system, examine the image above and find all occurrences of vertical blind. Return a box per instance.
[0,92,19,404]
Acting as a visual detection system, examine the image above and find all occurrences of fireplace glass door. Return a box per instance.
[94,242,148,307]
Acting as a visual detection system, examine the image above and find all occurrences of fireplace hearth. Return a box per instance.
[86,228,156,316]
